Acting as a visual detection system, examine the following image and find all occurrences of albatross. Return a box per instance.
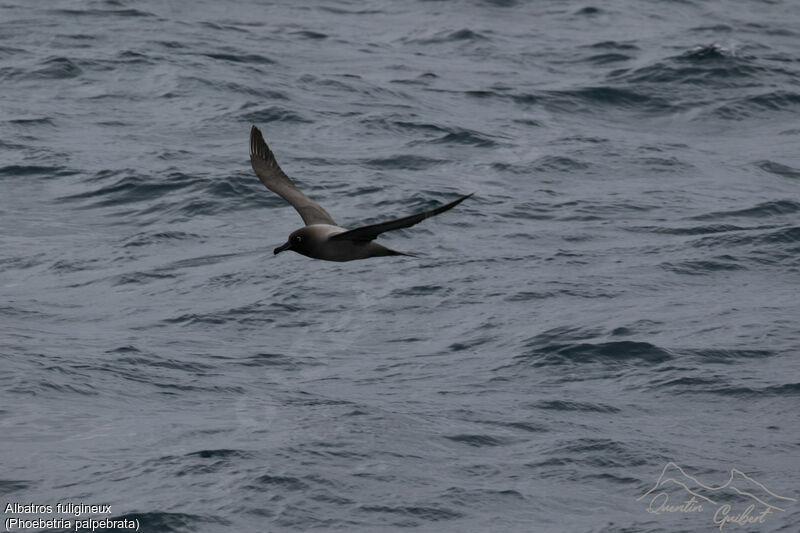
[249,125,472,262]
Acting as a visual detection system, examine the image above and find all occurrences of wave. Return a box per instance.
[482,0,519,6]
[122,231,203,248]
[184,79,287,100]
[103,353,214,376]
[61,171,202,207]
[362,117,500,147]
[253,474,307,492]
[8,371,100,397]
[689,348,777,362]
[6,117,55,127]
[47,8,154,18]
[609,44,765,88]
[573,41,639,64]
[584,40,640,51]
[407,28,489,45]
[531,400,620,413]
[0,45,25,58]
[755,160,800,179]
[512,338,672,368]
[315,6,383,16]
[538,86,679,116]
[112,271,177,286]
[115,50,153,65]
[120,512,230,532]
[441,487,525,508]
[428,130,499,148]
[584,52,633,65]
[490,156,591,176]
[0,165,76,177]
[60,168,279,221]
[710,90,800,120]
[289,30,328,40]
[626,223,752,236]
[708,383,800,397]
[362,154,446,170]
[200,52,275,64]
[25,57,83,80]
[660,257,746,275]
[241,106,311,124]
[237,352,322,370]
[462,82,679,117]
[390,72,439,86]
[657,379,798,397]
[533,155,590,172]
[0,479,31,495]
[575,6,603,16]
[198,21,252,34]
[185,448,249,460]
[163,299,284,328]
[444,434,510,447]
[692,199,800,220]
[358,504,462,522]
[672,226,800,268]
[390,284,451,297]
[531,438,645,470]
[49,258,100,274]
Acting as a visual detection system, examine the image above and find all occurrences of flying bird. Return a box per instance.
[249,125,472,262]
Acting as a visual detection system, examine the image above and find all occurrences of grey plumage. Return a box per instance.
[249,125,472,262]
[249,126,336,226]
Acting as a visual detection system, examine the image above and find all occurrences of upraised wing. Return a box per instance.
[249,125,336,226]
[330,193,473,242]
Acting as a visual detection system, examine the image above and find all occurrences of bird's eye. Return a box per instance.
[294,236,302,243]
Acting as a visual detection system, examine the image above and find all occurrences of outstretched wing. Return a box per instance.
[249,125,336,226]
[330,193,473,242]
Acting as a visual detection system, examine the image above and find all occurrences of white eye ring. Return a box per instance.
[295,236,302,243]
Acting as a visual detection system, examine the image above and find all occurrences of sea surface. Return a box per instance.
[1,1,799,532]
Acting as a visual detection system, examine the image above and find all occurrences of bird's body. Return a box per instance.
[276,224,409,261]
[248,125,471,262]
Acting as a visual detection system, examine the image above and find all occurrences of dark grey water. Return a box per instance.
[2,1,799,531]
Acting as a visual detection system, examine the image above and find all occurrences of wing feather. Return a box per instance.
[329,193,473,242]
[249,125,336,226]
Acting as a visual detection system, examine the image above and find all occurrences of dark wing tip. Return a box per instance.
[458,192,475,203]
[440,192,474,210]
[429,191,474,217]
[448,192,475,210]
[249,124,272,161]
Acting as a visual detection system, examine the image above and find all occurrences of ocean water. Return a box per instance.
[2,0,799,531]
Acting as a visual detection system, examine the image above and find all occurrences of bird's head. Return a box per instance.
[274,227,312,256]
